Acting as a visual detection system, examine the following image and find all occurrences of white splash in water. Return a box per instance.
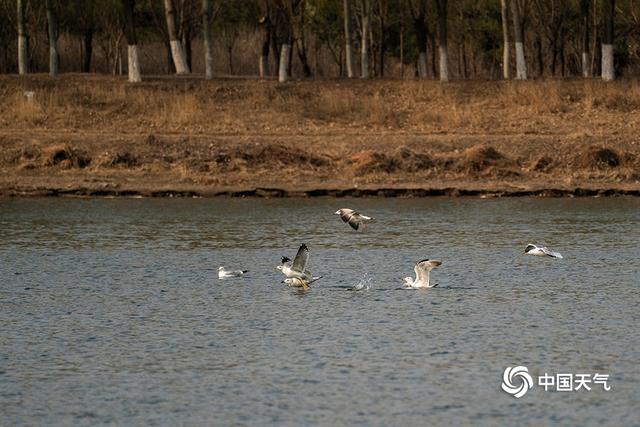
[351,274,372,291]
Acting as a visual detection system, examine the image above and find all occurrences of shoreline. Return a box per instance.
[2,185,639,198]
[2,76,639,198]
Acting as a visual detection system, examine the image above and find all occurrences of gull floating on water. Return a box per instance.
[402,259,442,289]
[524,244,563,259]
[334,208,374,231]
[218,266,248,279]
[276,243,314,280]
[282,276,322,290]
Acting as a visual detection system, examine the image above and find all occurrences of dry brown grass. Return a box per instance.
[2,75,640,136]
[1,75,639,194]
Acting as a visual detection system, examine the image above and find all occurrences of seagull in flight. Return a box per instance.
[276,243,314,280]
[334,208,373,231]
[218,266,248,279]
[524,244,563,259]
[282,276,323,290]
[402,259,442,289]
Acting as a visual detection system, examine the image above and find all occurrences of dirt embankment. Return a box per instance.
[0,75,639,197]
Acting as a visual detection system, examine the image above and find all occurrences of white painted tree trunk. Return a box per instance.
[49,46,58,77]
[18,36,27,75]
[582,52,590,77]
[501,0,510,79]
[438,45,448,82]
[17,0,27,75]
[127,44,141,82]
[45,0,58,77]
[601,44,614,81]
[436,0,448,82]
[259,56,269,77]
[205,46,214,80]
[515,42,527,79]
[417,52,427,79]
[343,0,355,78]
[361,9,370,78]
[279,43,290,83]
[164,0,190,74]
[170,40,190,74]
[202,0,214,80]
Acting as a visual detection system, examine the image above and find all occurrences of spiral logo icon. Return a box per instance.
[502,366,533,398]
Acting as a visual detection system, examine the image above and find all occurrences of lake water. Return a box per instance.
[1,197,639,426]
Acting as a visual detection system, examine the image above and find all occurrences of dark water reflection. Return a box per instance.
[1,197,639,426]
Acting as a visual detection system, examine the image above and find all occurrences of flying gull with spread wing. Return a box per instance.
[334,208,374,231]
[524,244,563,259]
[218,266,248,279]
[276,243,316,280]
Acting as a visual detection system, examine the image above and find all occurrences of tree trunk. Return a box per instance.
[412,0,428,79]
[343,0,355,78]
[278,43,290,82]
[17,0,27,75]
[511,0,527,79]
[164,0,190,74]
[535,34,543,76]
[82,29,93,72]
[360,0,371,78]
[203,0,214,79]
[560,28,566,77]
[436,0,448,81]
[550,34,557,76]
[601,0,615,81]
[378,8,386,77]
[45,0,58,77]
[183,32,192,71]
[259,15,271,78]
[165,41,175,74]
[501,0,510,79]
[581,0,590,77]
[429,31,437,77]
[122,0,141,82]
[295,3,313,78]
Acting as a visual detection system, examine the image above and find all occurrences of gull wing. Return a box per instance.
[291,244,310,272]
[347,215,360,230]
[415,259,441,285]
[541,246,563,258]
[414,262,429,285]
[339,209,360,230]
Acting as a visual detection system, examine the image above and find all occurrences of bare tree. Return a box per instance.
[343,0,355,78]
[45,0,58,76]
[602,0,615,80]
[164,0,190,74]
[202,0,214,79]
[436,0,448,81]
[122,0,141,82]
[578,0,590,77]
[278,2,291,82]
[292,0,312,77]
[408,0,428,79]
[360,0,371,78]
[259,2,271,78]
[501,0,510,79]
[17,0,27,75]
[511,0,527,79]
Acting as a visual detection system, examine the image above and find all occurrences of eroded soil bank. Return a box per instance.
[1,75,639,197]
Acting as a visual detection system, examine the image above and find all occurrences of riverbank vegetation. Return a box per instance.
[0,75,638,196]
